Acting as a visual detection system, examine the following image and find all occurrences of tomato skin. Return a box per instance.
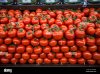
[78,58,85,64]
[44,58,51,64]
[70,45,78,52]
[86,37,95,46]
[36,58,43,64]
[43,46,51,54]
[4,37,12,45]
[32,17,39,24]
[11,58,18,64]
[16,45,25,53]
[0,17,9,24]
[93,52,100,60]
[56,53,63,59]
[95,28,100,37]
[74,51,82,59]
[22,39,30,46]
[49,39,57,47]
[0,44,7,52]
[23,17,31,25]
[41,23,49,30]
[47,52,55,59]
[26,45,33,54]
[68,58,77,64]
[74,18,81,25]
[25,24,33,31]
[64,52,72,58]
[61,46,69,53]
[40,53,46,59]
[48,18,55,25]
[1,57,9,64]
[58,39,66,46]
[43,29,52,39]
[0,38,3,45]
[79,46,87,52]
[83,8,89,15]
[40,17,47,24]
[67,39,75,47]
[31,38,39,46]
[17,28,26,38]
[8,46,16,53]
[8,29,17,38]
[26,30,33,40]
[76,38,86,47]
[39,38,48,47]
[60,57,67,64]
[34,30,42,38]
[96,38,100,45]
[13,37,21,45]
[0,30,7,38]
[88,45,97,52]
[34,46,42,54]
[87,27,95,35]
[28,59,35,64]
[55,19,63,26]
[33,24,40,30]
[83,51,92,60]
[52,46,60,53]
[14,53,21,59]
[31,53,38,59]
[22,53,30,60]
[60,25,68,33]
[52,58,59,64]
[87,59,96,65]
[19,58,27,64]
[64,18,73,26]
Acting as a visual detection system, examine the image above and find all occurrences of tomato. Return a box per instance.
[70,45,78,52]
[34,30,42,38]
[87,27,95,35]
[47,52,55,59]
[61,46,69,53]
[58,39,66,46]
[95,28,100,37]
[79,46,87,52]
[48,18,55,25]
[55,19,63,26]
[31,53,38,60]
[74,51,82,59]
[96,38,100,45]
[75,29,85,38]
[1,57,9,64]
[8,29,17,38]
[93,52,100,60]
[39,38,48,47]
[64,18,73,26]
[86,36,95,46]
[16,45,25,53]
[17,28,26,38]
[23,10,30,14]
[81,17,87,22]
[67,39,75,47]
[19,58,26,64]
[87,23,95,28]
[26,30,33,39]
[52,46,60,53]
[40,17,47,24]
[8,45,16,53]
[89,15,97,22]
[23,17,31,25]
[83,8,89,15]
[87,59,96,65]
[22,52,30,60]
[44,58,51,64]
[74,18,81,25]
[56,53,63,59]
[14,53,21,59]
[40,53,46,59]
[60,25,68,33]
[0,38,3,45]
[65,30,75,40]
[11,58,18,64]
[0,44,7,52]
[0,17,9,24]
[9,17,17,22]
[36,58,43,64]
[13,37,21,45]
[4,37,12,45]
[42,11,48,15]
[22,39,30,46]
[31,17,39,24]
[78,58,85,64]
[0,30,7,38]
[33,24,40,30]
[49,39,57,47]
[76,38,86,47]
[64,52,72,58]
[28,59,35,64]
[60,57,67,64]
[52,58,59,64]
[25,24,33,31]
[31,38,39,46]
[36,8,42,13]
[43,29,52,39]
[43,46,51,54]
[34,46,42,54]
[41,24,49,30]
[56,10,63,15]
[48,11,56,18]
[26,45,33,54]
[68,58,77,64]
[83,51,92,60]
[88,45,97,52]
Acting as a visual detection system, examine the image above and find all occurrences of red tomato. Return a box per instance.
[64,52,72,58]
[68,58,77,64]
[86,36,95,46]
[34,46,42,54]
[83,8,89,15]
[41,23,49,30]
[78,58,85,64]
[64,18,73,26]
[47,52,55,59]
[26,45,33,53]
[48,18,55,25]
[16,45,25,53]
[19,58,26,64]
[5,53,13,59]
[48,11,56,18]
[14,53,21,59]
[40,53,46,59]
[49,39,57,47]
[8,45,16,53]
[34,30,42,38]
[83,51,92,60]
[95,28,100,37]
[52,46,60,53]
[31,53,38,59]
[22,52,30,60]
[67,39,75,47]
[89,15,97,22]
[61,46,69,53]
[87,27,95,35]
[39,38,48,47]
[52,58,59,64]
[28,59,35,64]
[79,46,87,52]
[55,19,63,26]
[33,24,40,30]
[87,59,96,65]
[23,17,31,25]
[13,37,21,45]
[0,44,7,52]
[0,30,7,38]
[0,17,9,24]
[60,25,68,33]
[25,24,33,31]
[56,53,63,59]
[40,17,47,24]
[76,38,86,47]
[70,45,78,52]
[43,46,51,54]
[88,45,97,52]
[22,39,30,46]
[60,57,67,64]
[43,29,52,39]
[26,30,33,40]
[4,37,12,45]
[31,38,39,46]
[93,52,100,60]
[44,58,51,64]
[58,39,66,46]
[17,28,26,38]
[1,57,9,64]
[74,51,82,59]
[8,29,17,38]
[75,29,85,38]
[96,38,100,45]
[11,58,18,64]
[74,18,81,25]
[31,17,39,24]
[36,58,43,64]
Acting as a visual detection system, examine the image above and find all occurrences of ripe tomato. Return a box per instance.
[16,22,25,29]
[76,38,86,47]
[52,46,60,53]
[14,53,21,59]
[65,30,75,40]
[25,24,33,31]
[8,45,16,53]
[26,45,33,53]
[87,27,95,35]
[31,38,39,46]
[36,58,43,64]
[4,37,12,45]
[60,25,68,33]
[83,8,89,15]
[31,17,39,24]
[67,39,75,47]
[55,19,63,26]
[88,45,97,52]
[75,29,85,38]
[41,23,49,30]
[43,46,51,54]
[86,36,95,46]
[11,58,18,64]
[34,30,42,38]
[48,11,56,18]
[8,29,17,38]
[40,17,47,24]
[61,46,69,53]
[34,46,42,54]
[83,51,92,60]
[70,45,78,52]
[64,52,72,58]
[79,46,87,52]
[31,53,38,59]
[49,39,57,47]
[44,58,51,64]
[0,30,7,38]
[48,18,55,25]
[26,30,33,39]
[96,38,100,45]
[58,39,66,46]
[78,58,85,64]
[1,57,9,64]
[89,15,97,22]
[22,52,30,60]
[74,18,81,25]
[93,52,100,60]
[13,37,21,45]
[64,18,73,26]
[17,28,26,38]
[0,17,9,24]
[43,29,52,39]
[74,51,82,59]
[40,53,46,59]
[95,28,100,37]
[52,58,59,64]
[16,45,25,53]
[33,24,40,30]
[19,58,26,64]
[60,57,67,64]
[56,53,63,59]
[87,59,96,65]
[0,44,7,52]
[22,39,30,46]
[47,52,55,59]
[5,53,13,59]
[39,38,48,47]
[68,58,77,64]
[0,38,3,45]
[23,17,31,25]
[28,59,35,64]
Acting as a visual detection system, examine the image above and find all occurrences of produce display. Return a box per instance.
[0,8,100,65]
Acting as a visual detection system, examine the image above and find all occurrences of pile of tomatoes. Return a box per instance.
[0,8,100,65]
